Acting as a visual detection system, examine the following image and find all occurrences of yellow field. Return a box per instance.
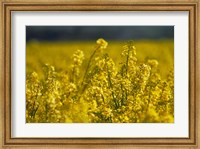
[26,40,173,78]
[26,39,174,123]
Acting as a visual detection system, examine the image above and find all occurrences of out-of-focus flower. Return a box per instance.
[96,38,108,49]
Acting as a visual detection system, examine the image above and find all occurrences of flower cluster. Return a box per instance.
[96,38,108,50]
[26,38,174,123]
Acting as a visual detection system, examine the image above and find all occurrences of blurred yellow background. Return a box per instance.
[26,40,173,79]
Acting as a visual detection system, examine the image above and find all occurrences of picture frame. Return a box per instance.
[0,0,199,148]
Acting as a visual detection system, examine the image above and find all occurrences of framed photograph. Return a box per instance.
[1,0,200,148]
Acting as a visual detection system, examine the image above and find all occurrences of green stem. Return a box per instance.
[107,66,118,108]
[126,49,130,74]
[81,46,100,89]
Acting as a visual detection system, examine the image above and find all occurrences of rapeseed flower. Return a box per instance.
[96,38,108,50]
[26,39,174,123]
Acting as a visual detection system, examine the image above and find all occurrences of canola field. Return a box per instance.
[26,39,174,123]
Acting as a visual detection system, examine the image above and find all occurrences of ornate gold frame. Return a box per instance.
[0,0,199,148]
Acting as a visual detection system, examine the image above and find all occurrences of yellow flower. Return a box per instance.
[148,59,159,68]
[96,38,108,49]
[26,39,174,123]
